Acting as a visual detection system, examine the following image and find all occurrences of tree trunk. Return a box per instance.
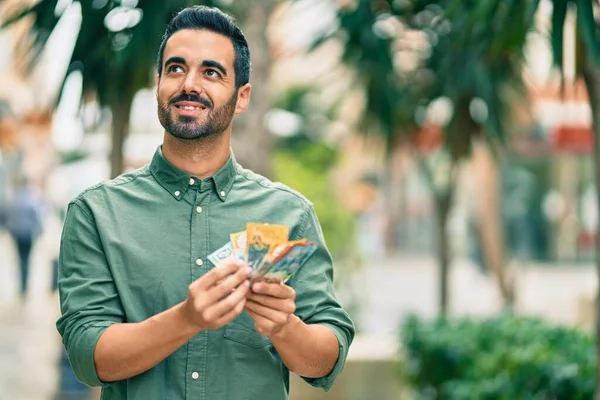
[582,57,600,400]
[472,140,514,308]
[436,192,452,316]
[415,153,456,317]
[230,0,273,177]
[109,91,135,179]
[383,147,403,253]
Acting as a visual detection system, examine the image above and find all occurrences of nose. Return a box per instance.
[181,70,202,94]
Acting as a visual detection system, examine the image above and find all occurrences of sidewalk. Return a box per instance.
[0,230,63,400]
[344,255,596,336]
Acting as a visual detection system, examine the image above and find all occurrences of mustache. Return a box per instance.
[169,94,212,109]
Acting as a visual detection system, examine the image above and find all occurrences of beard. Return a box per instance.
[157,90,238,141]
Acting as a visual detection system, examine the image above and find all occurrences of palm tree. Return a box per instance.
[2,0,274,178]
[334,0,600,392]
[546,0,600,396]
[322,0,538,315]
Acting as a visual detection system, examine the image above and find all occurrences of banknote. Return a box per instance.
[245,223,289,270]
[255,239,307,276]
[230,230,247,262]
[208,223,316,283]
[253,242,317,283]
[207,241,234,266]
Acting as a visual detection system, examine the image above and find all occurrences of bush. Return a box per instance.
[399,314,595,400]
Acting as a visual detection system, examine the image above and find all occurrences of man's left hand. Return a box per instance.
[244,281,296,337]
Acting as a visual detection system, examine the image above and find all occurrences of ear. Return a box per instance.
[155,74,160,97]
[234,83,251,115]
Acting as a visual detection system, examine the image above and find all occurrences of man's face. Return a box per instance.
[156,29,250,140]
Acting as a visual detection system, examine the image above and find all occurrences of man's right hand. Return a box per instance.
[182,259,252,331]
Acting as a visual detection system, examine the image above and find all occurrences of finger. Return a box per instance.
[246,293,296,314]
[206,266,253,302]
[203,281,250,321]
[213,297,247,328]
[251,282,295,300]
[245,309,272,335]
[191,259,245,290]
[245,299,289,326]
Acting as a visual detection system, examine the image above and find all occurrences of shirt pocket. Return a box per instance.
[223,312,271,348]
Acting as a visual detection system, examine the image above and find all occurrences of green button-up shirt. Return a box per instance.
[56,146,355,400]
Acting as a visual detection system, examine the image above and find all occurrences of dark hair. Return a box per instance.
[156,6,251,88]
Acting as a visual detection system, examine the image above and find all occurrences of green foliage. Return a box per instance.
[1,0,246,176]
[2,0,224,105]
[271,142,356,261]
[59,149,88,164]
[575,0,600,65]
[408,0,538,158]
[324,0,539,162]
[269,83,356,260]
[336,0,400,142]
[399,314,595,399]
[550,0,600,72]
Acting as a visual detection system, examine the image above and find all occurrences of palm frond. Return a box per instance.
[550,0,569,69]
[576,0,600,65]
[2,0,61,73]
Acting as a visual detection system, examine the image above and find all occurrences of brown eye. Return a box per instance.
[168,65,184,73]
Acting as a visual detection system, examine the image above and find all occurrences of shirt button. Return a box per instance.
[189,178,195,185]
[174,190,180,197]
[191,371,199,380]
[196,259,203,266]
[196,206,203,213]
[220,191,225,197]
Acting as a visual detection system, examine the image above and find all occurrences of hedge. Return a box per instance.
[399,314,595,399]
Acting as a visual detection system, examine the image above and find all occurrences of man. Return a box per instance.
[56,6,355,400]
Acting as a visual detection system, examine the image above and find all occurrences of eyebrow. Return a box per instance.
[164,57,228,77]
[164,56,186,69]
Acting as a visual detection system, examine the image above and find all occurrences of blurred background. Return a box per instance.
[1,0,599,399]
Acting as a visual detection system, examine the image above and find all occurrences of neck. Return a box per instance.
[162,130,232,179]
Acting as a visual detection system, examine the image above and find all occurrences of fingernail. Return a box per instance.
[245,267,253,275]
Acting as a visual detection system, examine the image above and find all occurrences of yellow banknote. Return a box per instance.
[245,223,289,270]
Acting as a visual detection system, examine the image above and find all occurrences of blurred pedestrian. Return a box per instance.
[1,176,45,298]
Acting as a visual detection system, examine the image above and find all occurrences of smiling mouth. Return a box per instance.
[175,105,207,111]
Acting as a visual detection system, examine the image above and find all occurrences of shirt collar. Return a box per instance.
[149,146,238,202]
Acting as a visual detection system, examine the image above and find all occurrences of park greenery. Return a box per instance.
[324,1,600,394]
[400,314,595,399]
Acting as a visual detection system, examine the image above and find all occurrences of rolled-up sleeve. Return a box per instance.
[288,204,355,391]
[56,200,124,387]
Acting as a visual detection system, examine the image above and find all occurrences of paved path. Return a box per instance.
[0,230,65,400]
[1,225,597,399]
[343,255,597,337]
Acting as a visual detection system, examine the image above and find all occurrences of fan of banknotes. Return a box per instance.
[207,223,317,283]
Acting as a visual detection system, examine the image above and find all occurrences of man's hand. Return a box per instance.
[245,281,296,337]
[182,260,253,331]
